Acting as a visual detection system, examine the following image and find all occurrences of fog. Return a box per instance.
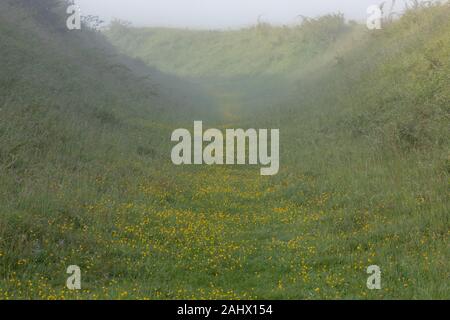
[74,0,392,29]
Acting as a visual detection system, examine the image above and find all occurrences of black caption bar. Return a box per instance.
[0,300,443,318]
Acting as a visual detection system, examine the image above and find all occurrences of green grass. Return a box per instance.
[106,13,352,77]
[0,0,449,299]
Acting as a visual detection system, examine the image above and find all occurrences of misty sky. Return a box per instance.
[74,0,393,29]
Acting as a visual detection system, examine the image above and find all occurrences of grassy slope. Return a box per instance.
[105,5,450,299]
[106,14,352,77]
[0,0,210,298]
[105,14,359,119]
[0,0,448,299]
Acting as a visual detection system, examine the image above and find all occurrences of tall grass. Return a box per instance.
[0,1,448,299]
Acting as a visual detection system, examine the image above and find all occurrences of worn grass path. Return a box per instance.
[2,87,447,299]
